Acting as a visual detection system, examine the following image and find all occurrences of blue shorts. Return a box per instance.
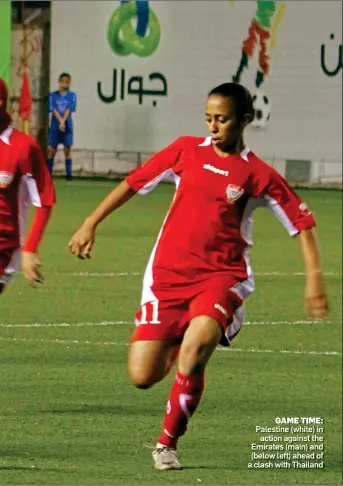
[48,128,73,148]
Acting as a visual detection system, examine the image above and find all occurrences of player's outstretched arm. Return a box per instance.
[69,137,185,259]
[254,165,329,320]
[298,228,329,319]
[68,180,135,259]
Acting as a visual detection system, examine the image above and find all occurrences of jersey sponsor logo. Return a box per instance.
[203,164,229,176]
[214,303,229,318]
[226,184,244,204]
[299,202,312,216]
[0,171,14,188]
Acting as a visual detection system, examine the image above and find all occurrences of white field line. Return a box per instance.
[0,336,340,357]
[216,348,341,357]
[0,319,331,329]
[65,271,340,277]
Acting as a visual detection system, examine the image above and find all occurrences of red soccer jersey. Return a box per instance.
[0,127,56,252]
[126,136,316,303]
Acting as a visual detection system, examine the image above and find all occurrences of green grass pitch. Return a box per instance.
[0,180,341,484]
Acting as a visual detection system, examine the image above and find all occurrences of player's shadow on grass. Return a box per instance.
[182,465,231,470]
[41,404,154,415]
[0,466,62,472]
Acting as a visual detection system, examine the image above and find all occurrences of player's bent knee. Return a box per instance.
[127,365,157,389]
[127,352,160,389]
[127,339,176,388]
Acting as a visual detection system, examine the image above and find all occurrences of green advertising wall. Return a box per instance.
[0,1,11,87]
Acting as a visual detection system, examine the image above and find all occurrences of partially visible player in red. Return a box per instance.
[69,82,328,470]
[0,78,55,294]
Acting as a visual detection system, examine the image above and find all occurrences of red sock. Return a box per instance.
[158,371,205,449]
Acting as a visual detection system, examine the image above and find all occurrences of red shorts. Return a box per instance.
[0,248,20,293]
[132,277,245,346]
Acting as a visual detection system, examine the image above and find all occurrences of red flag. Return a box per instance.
[19,71,32,121]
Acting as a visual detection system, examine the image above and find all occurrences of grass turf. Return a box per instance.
[0,180,341,484]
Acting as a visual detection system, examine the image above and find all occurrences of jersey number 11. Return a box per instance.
[140,301,161,324]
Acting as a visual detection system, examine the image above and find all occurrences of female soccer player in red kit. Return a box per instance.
[69,83,329,470]
[0,78,55,294]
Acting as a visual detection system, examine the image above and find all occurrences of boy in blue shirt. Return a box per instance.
[47,73,77,180]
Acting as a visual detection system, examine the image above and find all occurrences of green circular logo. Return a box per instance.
[107,2,161,57]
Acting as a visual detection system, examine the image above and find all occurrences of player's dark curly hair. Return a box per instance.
[208,83,255,124]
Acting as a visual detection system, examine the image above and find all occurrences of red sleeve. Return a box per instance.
[22,206,52,253]
[252,164,316,236]
[20,139,56,207]
[126,137,185,195]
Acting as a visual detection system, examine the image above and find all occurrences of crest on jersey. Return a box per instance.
[0,171,14,188]
[226,184,244,204]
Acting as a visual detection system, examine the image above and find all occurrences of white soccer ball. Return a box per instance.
[251,92,271,128]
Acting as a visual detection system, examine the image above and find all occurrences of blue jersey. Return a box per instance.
[49,90,77,131]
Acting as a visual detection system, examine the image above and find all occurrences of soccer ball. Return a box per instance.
[251,92,271,128]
